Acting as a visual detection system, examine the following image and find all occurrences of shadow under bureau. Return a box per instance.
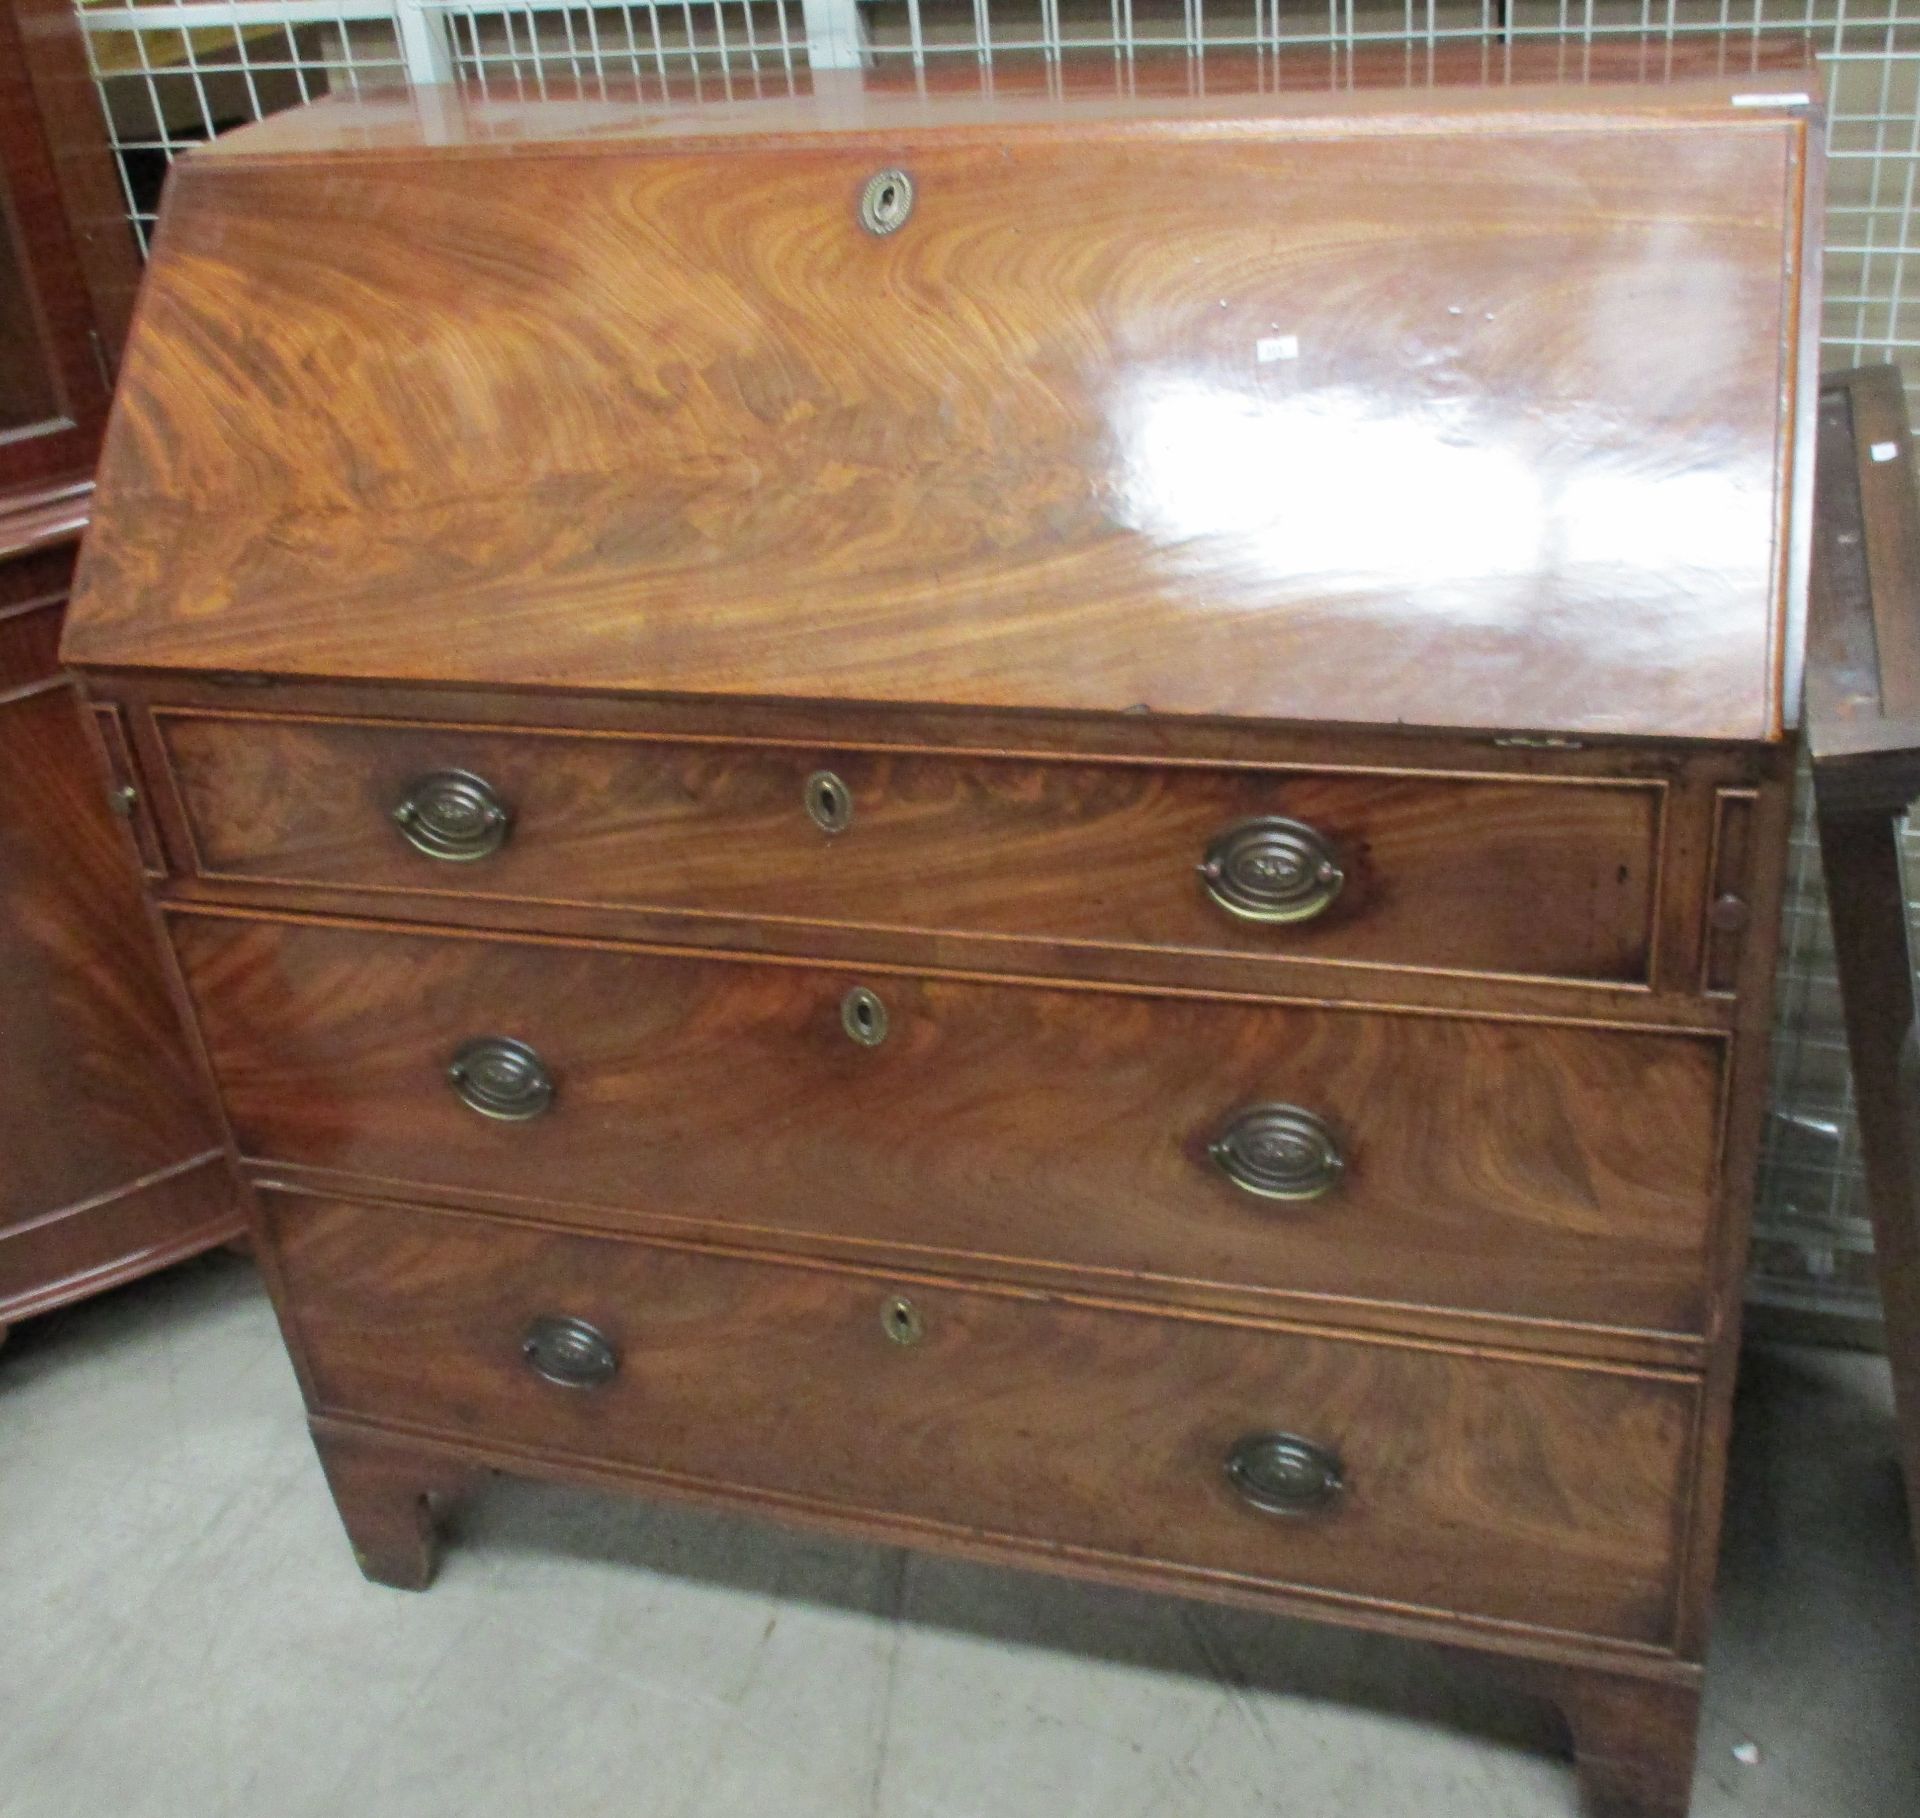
[62,41,1827,1818]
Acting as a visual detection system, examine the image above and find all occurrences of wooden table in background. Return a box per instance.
[1807,363,1920,1577]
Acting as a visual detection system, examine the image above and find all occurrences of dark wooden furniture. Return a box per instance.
[63,43,1828,1816]
[0,0,240,1342]
[1806,364,1920,1576]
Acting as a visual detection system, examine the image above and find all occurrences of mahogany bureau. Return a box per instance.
[62,43,1827,1818]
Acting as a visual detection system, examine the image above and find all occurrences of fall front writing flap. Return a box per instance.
[64,52,1821,742]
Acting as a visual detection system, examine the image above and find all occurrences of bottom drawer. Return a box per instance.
[268,1190,1697,1648]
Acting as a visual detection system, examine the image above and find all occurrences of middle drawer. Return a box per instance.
[175,913,1726,1338]
[180,909,1728,1336]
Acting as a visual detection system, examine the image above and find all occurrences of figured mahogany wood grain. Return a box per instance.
[201,41,1820,161]
[65,65,1816,741]
[177,912,1726,1337]
[0,0,124,492]
[0,555,236,1322]
[270,1189,1697,1646]
[157,710,1661,986]
[0,684,223,1224]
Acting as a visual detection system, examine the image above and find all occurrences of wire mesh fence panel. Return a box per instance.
[71,0,1920,1332]
[79,5,410,253]
[432,2,805,91]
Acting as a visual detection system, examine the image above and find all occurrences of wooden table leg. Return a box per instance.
[1815,803,1920,1575]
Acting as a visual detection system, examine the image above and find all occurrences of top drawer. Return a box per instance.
[154,711,1661,988]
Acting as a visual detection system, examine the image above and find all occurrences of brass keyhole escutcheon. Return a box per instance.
[806,769,853,834]
[841,986,888,1048]
[859,168,914,235]
[882,1295,925,1346]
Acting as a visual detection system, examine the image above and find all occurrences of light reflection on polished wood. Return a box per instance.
[155,708,1665,986]
[63,44,1825,1818]
[68,52,1815,742]
[176,909,1726,1340]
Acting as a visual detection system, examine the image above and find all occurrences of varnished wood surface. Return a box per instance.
[1813,811,1920,1579]
[0,1152,236,1322]
[156,708,1663,987]
[272,1189,1698,1648]
[204,40,1820,159]
[66,61,1818,742]
[10,0,140,367]
[1805,366,1920,1574]
[0,0,125,494]
[176,909,1725,1340]
[1806,367,1920,806]
[308,1420,479,1591]
[102,668,1784,1030]
[0,12,240,1329]
[54,55,1824,1811]
[0,477,89,565]
[0,552,238,1325]
[1486,1654,1703,1818]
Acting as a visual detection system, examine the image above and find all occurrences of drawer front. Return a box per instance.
[271,1191,1696,1646]
[180,915,1726,1336]
[158,711,1661,986]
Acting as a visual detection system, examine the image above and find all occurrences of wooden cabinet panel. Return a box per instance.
[0,575,235,1328]
[271,1189,1697,1648]
[0,0,235,1334]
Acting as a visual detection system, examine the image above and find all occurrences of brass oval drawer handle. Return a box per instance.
[806,769,853,833]
[841,985,889,1048]
[859,168,914,236]
[447,1036,554,1121]
[521,1315,617,1388]
[1226,1432,1345,1516]
[1208,1104,1343,1201]
[392,769,512,861]
[1199,816,1344,924]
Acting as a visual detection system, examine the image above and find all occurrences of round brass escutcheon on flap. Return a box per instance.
[1198,816,1344,924]
[805,769,853,833]
[841,985,889,1048]
[859,168,914,235]
[447,1036,555,1121]
[392,769,512,861]
[1225,1432,1345,1516]
[521,1314,618,1388]
[1208,1104,1343,1202]
[881,1295,925,1346]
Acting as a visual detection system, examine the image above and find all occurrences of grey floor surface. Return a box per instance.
[2,1253,1916,1818]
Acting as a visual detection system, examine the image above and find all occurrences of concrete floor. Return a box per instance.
[2,1255,1915,1818]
